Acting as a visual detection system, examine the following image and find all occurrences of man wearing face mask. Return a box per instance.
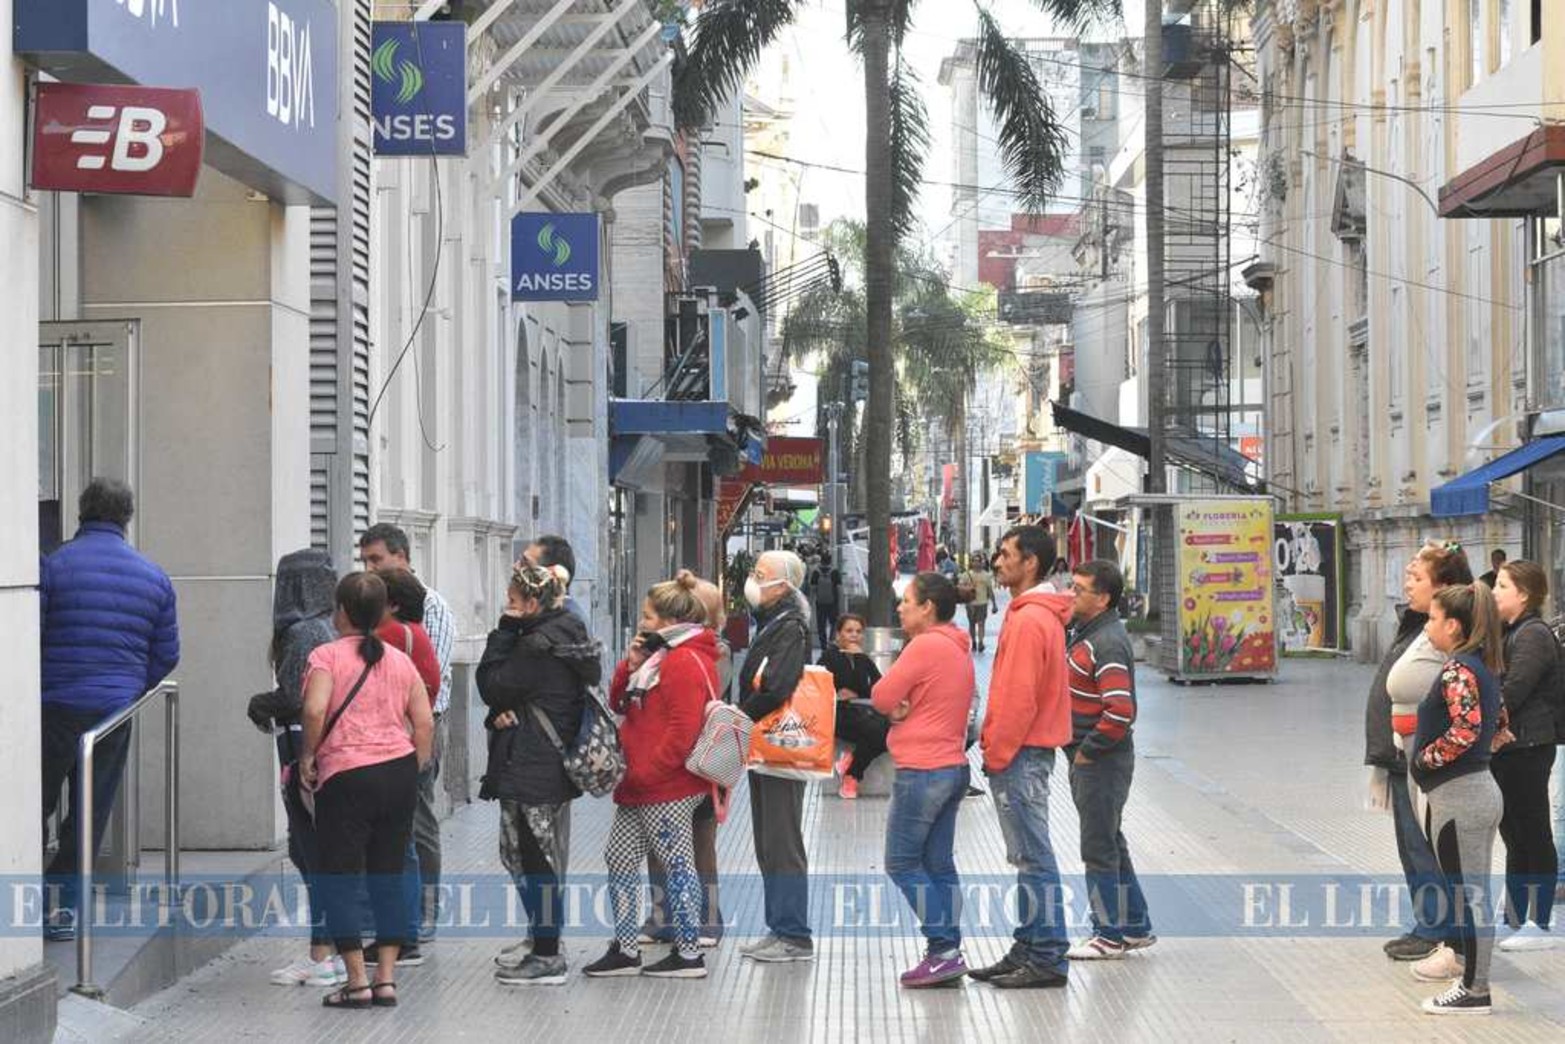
[735,550,816,962]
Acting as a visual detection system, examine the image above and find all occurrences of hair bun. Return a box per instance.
[675,569,699,590]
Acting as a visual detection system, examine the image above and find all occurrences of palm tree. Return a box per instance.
[675,0,1118,623]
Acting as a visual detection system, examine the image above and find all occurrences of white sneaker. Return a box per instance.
[1410,944,1463,983]
[1497,923,1556,952]
[1066,935,1127,960]
[269,956,342,987]
[494,939,531,970]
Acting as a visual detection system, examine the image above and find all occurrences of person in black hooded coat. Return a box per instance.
[478,564,602,984]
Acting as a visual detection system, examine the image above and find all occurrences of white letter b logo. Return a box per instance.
[112,107,166,172]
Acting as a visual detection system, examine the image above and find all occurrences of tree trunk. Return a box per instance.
[862,3,895,625]
[954,391,968,558]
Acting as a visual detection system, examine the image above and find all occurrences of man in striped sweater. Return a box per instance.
[1063,560,1155,960]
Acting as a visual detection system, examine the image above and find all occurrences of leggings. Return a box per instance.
[499,800,571,958]
[605,794,705,958]
[315,754,418,954]
[1491,744,1558,928]
[1426,771,1503,994]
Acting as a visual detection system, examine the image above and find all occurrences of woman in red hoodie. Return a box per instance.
[871,572,976,988]
[585,574,719,981]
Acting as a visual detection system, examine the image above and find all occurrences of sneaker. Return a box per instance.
[270,956,343,987]
[834,750,854,777]
[1498,923,1556,952]
[1383,932,1439,961]
[1411,944,1463,983]
[43,910,75,943]
[395,945,426,967]
[839,776,859,800]
[494,939,531,970]
[1066,936,1127,961]
[1421,982,1491,1016]
[899,951,968,988]
[740,934,815,963]
[642,951,707,979]
[698,934,720,949]
[495,953,568,986]
[1121,934,1158,951]
[418,920,437,945]
[988,960,1068,990]
[583,944,642,977]
[967,952,1020,983]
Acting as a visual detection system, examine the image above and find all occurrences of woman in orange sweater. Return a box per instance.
[871,571,976,988]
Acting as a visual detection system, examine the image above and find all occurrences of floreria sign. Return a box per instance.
[371,21,467,156]
[511,213,600,302]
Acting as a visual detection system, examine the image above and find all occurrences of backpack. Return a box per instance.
[527,685,626,798]
[685,661,753,789]
[1542,616,1565,742]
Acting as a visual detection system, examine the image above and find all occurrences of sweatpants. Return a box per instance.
[748,772,811,940]
[499,800,571,958]
[316,754,419,954]
[605,794,706,958]
[1426,771,1504,995]
[1491,744,1557,928]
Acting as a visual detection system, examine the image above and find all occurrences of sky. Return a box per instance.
[767,0,1134,255]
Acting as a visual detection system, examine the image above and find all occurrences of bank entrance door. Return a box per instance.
[38,320,143,882]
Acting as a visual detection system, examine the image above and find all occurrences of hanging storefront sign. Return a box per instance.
[1022,451,1066,513]
[16,0,339,203]
[738,437,825,486]
[511,212,600,301]
[370,21,467,156]
[1274,513,1344,656]
[716,478,754,536]
[1174,498,1277,680]
[32,82,204,197]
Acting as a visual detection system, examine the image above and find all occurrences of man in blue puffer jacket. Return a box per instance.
[40,478,179,940]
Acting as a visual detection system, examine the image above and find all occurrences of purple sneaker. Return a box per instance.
[900,951,968,989]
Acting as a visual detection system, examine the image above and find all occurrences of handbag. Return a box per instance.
[685,662,754,791]
[528,686,627,798]
[291,660,374,819]
[955,572,977,604]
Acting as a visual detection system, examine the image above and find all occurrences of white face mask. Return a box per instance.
[745,577,786,609]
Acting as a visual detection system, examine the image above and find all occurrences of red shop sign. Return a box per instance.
[32,83,204,198]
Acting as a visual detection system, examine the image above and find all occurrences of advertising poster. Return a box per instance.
[1274,513,1344,655]
[1176,499,1277,679]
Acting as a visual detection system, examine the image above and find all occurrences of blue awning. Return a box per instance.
[1430,436,1565,517]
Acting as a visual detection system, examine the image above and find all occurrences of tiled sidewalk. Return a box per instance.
[109,654,1565,1042]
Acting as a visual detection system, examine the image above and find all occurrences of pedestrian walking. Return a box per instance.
[359,524,454,944]
[1409,582,1506,1017]
[301,572,433,1010]
[246,549,343,987]
[479,564,601,985]
[40,478,179,941]
[870,572,975,988]
[957,551,997,652]
[821,614,888,800]
[1377,541,1471,962]
[1489,560,1560,952]
[811,553,842,650]
[737,550,816,963]
[585,574,719,980]
[1062,560,1154,960]
[969,525,1075,989]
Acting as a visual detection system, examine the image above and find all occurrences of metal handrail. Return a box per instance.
[72,680,179,999]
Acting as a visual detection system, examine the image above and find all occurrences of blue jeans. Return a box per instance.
[402,839,422,944]
[885,764,970,954]
[988,747,1069,973]
[1067,742,1151,942]
[1390,768,1448,940]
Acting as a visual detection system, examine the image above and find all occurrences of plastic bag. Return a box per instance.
[748,665,838,781]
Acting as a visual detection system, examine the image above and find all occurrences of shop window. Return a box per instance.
[1533,0,1543,45]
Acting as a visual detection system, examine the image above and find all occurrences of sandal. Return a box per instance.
[322,983,372,1010]
[371,980,398,1008]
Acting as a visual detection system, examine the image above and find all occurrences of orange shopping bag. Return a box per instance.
[748,665,838,781]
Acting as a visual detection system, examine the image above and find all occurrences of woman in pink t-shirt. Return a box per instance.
[300,572,432,1010]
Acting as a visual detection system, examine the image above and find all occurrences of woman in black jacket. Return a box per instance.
[477,564,602,985]
[736,550,814,962]
[819,613,887,800]
[1491,560,1561,950]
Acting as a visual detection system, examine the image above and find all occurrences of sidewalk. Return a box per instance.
[102,647,1565,1042]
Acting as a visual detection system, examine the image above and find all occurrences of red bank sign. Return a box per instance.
[32,82,204,197]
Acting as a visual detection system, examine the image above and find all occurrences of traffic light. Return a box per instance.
[850,360,869,402]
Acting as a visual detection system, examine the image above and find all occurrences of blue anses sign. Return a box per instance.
[511,213,600,302]
[371,22,467,157]
[15,0,339,204]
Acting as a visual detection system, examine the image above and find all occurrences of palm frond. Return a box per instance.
[846,0,916,53]
[1023,0,1121,31]
[888,58,930,241]
[973,8,1067,213]
[673,0,802,129]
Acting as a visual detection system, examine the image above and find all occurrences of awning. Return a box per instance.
[1438,126,1565,219]
[1430,436,1565,517]
[1049,402,1253,489]
[609,399,734,489]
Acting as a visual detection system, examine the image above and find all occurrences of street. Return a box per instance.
[75,642,1565,1043]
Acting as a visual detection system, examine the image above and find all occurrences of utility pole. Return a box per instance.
[825,401,844,557]
[1144,0,1167,494]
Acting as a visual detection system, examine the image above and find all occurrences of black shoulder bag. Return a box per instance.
[289,660,375,820]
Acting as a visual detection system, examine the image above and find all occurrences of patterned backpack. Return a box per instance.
[528,686,626,798]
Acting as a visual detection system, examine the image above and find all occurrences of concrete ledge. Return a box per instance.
[0,961,57,1044]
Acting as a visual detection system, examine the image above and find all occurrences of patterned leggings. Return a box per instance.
[604,794,705,958]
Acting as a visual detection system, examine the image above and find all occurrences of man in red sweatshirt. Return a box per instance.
[969,525,1076,989]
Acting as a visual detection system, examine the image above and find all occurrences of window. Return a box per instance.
[1533,0,1543,44]
[1469,0,1484,86]
[1500,0,1513,66]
